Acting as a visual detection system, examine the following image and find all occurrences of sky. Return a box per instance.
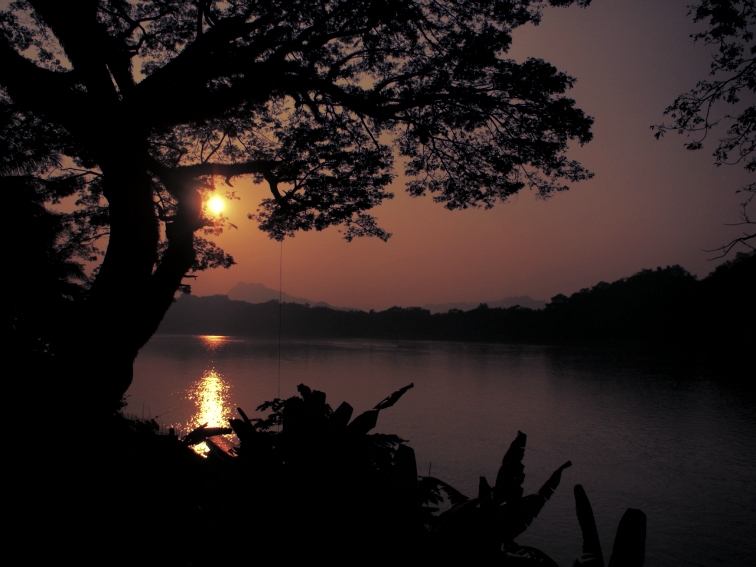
[154,1,753,309]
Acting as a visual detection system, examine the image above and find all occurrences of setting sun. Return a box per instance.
[207,196,224,214]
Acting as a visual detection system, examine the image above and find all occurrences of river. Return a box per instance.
[128,335,756,566]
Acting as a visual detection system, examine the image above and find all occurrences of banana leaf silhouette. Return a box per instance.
[500,460,572,542]
[417,475,469,527]
[329,401,354,428]
[608,509,646,567]
[347,383,414,435]
[228,411,255,440]
[374,383,414,410]
[394,444,418,487]
[494,430,526,505]
[574,484,604,566]
[479,476,493,500]
[573,484,646,567]
[394,444,424,517]
[432,430,570,561]
[237,407,253,425]
[346,408,379,436]
[204,437,232,461]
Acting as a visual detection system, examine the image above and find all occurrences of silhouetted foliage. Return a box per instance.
[1,0,594,412]
[172,385,631,564]
[227,388,574,563]
[653,0,755,255]
[222,383,424,555]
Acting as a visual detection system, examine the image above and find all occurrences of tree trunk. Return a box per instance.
[6,3,206,417]
[55,145,203,415]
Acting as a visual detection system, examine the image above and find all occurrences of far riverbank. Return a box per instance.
[158,253,754,371]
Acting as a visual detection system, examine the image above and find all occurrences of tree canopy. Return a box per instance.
[654,0,755,254]
[1,0,594,409]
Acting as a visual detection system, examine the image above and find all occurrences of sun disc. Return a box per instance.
[208,196,224,214]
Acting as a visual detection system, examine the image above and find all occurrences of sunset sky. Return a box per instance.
[188,0,752,311]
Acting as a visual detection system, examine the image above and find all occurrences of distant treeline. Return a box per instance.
[160,252,754,351]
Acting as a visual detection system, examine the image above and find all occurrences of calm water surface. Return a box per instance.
[129,335,756,566]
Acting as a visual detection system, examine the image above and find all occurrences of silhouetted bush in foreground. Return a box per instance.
[14,384,645,565]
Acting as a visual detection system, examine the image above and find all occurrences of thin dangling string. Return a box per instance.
[278,239,283,401]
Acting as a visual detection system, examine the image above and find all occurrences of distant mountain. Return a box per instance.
[227,281,355,310]
[422,296,546,313]
[226,282,546,313]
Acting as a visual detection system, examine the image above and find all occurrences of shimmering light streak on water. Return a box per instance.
[186,367,232,455]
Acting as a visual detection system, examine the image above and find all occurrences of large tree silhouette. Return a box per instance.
[1,0,593,412]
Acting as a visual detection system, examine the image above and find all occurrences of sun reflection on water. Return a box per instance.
[200,334,229,351]
[186,368,233,456]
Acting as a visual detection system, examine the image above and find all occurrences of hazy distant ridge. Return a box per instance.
[227,281,356,311]
[422,296,546,313]
[227,281,545,313]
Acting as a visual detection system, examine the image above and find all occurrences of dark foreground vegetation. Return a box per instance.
[161,252,755,357]
[15,384,645,566]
